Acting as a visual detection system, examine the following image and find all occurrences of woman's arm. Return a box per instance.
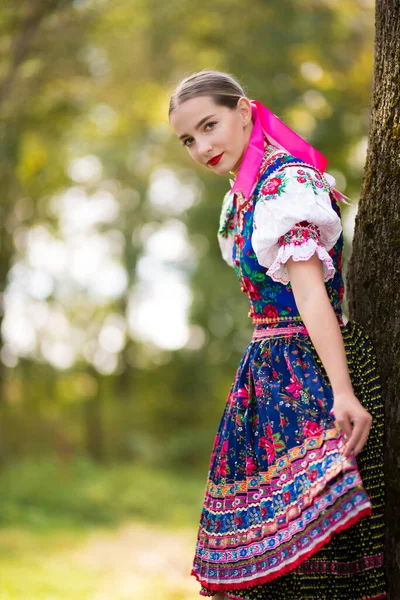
[287,254,372,457]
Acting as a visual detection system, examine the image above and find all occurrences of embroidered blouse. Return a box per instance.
[217,144,345,325]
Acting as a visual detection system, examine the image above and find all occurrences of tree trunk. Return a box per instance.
[347,0,400,596]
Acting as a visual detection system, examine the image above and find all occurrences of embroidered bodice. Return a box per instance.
[218,144,344,325]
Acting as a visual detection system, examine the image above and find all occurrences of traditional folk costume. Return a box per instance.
[191,102,386,599]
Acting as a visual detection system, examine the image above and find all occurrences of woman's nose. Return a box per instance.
[197,138,213,157]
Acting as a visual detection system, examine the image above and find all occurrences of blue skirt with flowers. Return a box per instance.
[192,321,386,600]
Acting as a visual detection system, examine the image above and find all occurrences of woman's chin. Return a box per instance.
[205,154,237,176]
[208,163,232,176]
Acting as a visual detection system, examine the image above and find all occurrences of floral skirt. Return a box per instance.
[192,321,386,600]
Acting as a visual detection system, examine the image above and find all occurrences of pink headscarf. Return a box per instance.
[231,101,348,204]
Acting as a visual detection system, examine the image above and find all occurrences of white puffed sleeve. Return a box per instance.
[251,166,342,284]
[217,190,235,267]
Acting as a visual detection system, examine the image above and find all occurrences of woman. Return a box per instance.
[169,70,386,600]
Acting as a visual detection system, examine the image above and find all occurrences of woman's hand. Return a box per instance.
[332,391,373,457]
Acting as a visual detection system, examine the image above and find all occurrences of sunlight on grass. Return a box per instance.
[0,459,205,599]
[0,523,199,599]
[0,528,102,599]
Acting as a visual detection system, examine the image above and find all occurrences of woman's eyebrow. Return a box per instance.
[178,114,216,140]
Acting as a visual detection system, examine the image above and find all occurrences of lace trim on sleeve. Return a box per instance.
[266,222,335,284]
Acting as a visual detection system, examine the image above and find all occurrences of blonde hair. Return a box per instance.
[168,70,247,117]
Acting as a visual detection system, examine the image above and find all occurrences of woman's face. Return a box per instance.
[169,95,253,175]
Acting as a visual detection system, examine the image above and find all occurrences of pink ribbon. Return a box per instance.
[231,100,329,200]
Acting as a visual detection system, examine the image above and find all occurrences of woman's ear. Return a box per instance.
[237,97,253,126]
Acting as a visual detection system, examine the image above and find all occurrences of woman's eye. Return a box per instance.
[181,122,216,147]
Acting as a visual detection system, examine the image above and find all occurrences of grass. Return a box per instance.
[0,456,205,530]
[0,457,205,599]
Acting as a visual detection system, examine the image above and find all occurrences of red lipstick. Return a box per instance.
[207,152,224,167]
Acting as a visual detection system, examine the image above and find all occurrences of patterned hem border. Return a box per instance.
[192,505,371,593]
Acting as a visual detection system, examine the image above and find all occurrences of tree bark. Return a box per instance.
[347,0,400,596]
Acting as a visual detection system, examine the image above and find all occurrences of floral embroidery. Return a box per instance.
[261,176,285,198]
[262,304,279,319]
[279,222,321,246]
[237,384,251,407]
[242,276,262,300]
[259,173,290,201]
[218,190,235,239]
[285,376,302,398]
[259,435,276,463]
[303,420,325,437]
[295,168,329,193]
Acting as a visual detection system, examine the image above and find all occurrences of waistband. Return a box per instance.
[252,318,345,341]
[252,325,308,340]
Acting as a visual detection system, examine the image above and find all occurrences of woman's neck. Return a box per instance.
[230,138,276,180]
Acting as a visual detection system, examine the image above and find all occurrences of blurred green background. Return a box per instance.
[0,0,375,598]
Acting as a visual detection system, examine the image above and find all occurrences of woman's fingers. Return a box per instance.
[336,413,352,442]
[333,398,372,457]
[347,414,372,456]
[352,429,371,456]
[343,412,372,457]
